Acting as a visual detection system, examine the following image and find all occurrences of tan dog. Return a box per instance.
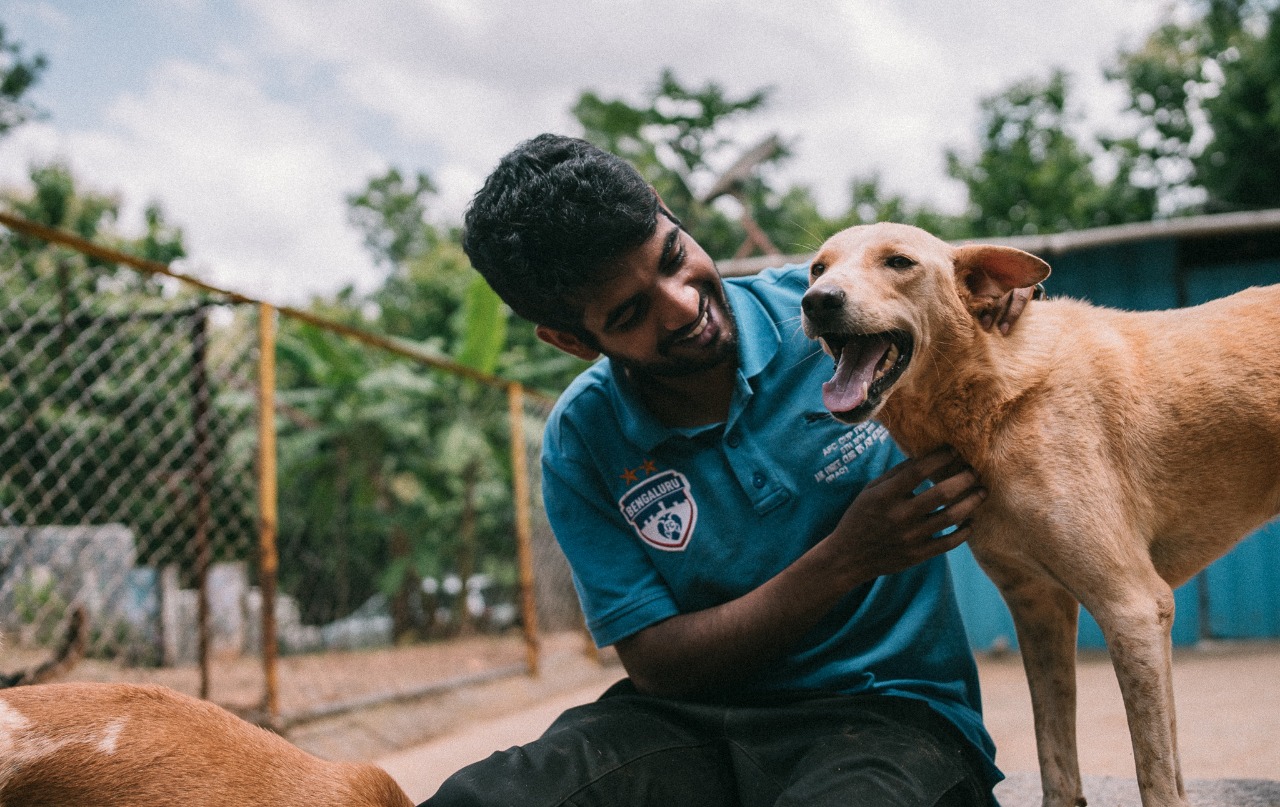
[800,222,1280,807]
[0,682,413,807]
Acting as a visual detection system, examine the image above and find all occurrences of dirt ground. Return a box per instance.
[0,627,615,760]
[302,635,1280,780]
[6,627,1278,779]
[980,640,1280,780]
[322,635,1280,781]
[0,625,587,740]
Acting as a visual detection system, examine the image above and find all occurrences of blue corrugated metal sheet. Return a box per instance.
[950,237,1280,649]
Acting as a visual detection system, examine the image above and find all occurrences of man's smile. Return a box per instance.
[663,293,720,354]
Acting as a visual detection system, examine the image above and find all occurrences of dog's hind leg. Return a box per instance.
[986,566,1087,807]
[1086,571,1188,807]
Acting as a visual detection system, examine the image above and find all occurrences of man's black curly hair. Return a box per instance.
[462,134,660,337]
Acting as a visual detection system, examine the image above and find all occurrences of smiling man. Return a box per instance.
[426,134,1032,807]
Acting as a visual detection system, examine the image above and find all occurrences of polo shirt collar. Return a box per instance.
[605,278,782,451]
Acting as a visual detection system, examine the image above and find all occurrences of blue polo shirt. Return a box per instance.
[541,265,999,785]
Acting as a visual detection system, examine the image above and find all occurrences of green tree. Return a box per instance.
[1108,0,1280,212]
[0,165,251,641]
[832,175,965,241]
[346,167,437,270]
[573,69,788,258]
[946,70,1157,237]
[1195,2,1280,209]
[0,23,46,137]
[1,162,184,316]
[263,169,555,640]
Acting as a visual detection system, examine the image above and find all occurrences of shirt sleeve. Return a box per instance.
[541,446,681,648]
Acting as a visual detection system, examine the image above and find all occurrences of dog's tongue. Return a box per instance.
[822,337,890,413]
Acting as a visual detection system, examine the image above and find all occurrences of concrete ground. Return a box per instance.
[372,638,1280,805]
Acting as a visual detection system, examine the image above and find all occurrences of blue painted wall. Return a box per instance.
[950,235,1280,650]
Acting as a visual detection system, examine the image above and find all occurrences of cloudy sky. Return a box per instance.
[2,0,1169,302]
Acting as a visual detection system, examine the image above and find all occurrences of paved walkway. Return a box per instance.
[376,641,1280,805]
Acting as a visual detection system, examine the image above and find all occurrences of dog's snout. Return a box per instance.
[802,286,846,320]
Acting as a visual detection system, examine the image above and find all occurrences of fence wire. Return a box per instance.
[0,216,584,731]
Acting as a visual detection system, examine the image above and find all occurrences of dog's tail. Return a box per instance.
[0,604,89,688]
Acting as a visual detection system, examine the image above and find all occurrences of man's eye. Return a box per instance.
[885,255,915,270]
[662,244,687,275]
[609,303,645,332]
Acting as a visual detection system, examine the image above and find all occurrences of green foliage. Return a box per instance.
[1,162,185,315]
[455,276,506,375]
[573,69,786,259]
[1196,2,1280,209]
[13,571,67,645]
[266,171,541,636]
[832,175,968,242]
[946,70,1157,237]
[346,167,437,269]
[0,23,46,137]
[1108,0,1280,213]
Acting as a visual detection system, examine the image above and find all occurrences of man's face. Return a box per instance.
[577,213,738,378]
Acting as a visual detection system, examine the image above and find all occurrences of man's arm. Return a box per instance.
[614,447,984,698]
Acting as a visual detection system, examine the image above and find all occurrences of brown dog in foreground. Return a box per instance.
[800,222,1280,807]
[0,682,413,807]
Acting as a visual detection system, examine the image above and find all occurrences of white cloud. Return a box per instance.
[4,54,386,301]
[3,0,1174,299]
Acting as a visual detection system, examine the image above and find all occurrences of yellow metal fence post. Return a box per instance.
[508,381,541,675]
[257,303,281,722]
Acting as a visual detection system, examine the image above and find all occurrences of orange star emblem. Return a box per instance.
[639,459,658,475]
[620,467,638,484]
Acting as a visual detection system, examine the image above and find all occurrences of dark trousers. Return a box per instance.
[423,680,995,807]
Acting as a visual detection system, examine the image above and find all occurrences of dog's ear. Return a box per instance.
[952,244,1051,308]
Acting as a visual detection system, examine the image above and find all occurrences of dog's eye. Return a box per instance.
[885,254,915,270]
[810,262,827,279]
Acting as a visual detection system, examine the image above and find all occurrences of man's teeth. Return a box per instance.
[872,343,900,382]
[685,309,708,340]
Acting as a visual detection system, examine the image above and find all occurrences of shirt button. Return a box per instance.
[727,434,740,448]
[752,472,767,488]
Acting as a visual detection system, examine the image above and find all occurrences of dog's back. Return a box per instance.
[0,682,413,807]
[994,285,1280,583]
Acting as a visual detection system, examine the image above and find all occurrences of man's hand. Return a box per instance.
[820,447,986,585]
[979,284,1040,335]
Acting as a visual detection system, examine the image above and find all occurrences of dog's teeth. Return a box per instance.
[872,344,900,382]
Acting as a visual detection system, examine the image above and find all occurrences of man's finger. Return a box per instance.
[998,288,1031,334]
[883,446,958,496]
[913,468,981,513]
[911,488,987,541]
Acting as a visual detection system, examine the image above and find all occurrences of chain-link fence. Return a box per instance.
[0,212,584,730]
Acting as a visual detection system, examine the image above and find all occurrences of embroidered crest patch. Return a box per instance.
[618,469,698,551]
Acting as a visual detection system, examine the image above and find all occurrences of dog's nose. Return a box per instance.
[802,286,846,319]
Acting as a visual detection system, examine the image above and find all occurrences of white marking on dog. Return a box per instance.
[97,717,127,754]
[0,700,32,757]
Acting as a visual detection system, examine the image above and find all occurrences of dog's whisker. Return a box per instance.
[788,346,829,372]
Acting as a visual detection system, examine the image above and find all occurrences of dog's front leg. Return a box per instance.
[992,570,1086,807]
[1087,574,1189,807]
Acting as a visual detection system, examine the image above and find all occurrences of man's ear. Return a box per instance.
[952,244,1051,308]
[535,325,601,361]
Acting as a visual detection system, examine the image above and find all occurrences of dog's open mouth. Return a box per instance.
[818,330,913,420]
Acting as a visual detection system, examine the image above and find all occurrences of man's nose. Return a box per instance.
[655,277,701,330]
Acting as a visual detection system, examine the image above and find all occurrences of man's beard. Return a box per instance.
[611,283,739,379]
